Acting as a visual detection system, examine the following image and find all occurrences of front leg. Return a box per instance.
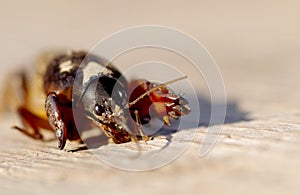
[128,78,191,126]
[45,92,81,149]
[133,110,149,142]
[99,123,133,144]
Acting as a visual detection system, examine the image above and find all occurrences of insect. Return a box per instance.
[9,51,191,150]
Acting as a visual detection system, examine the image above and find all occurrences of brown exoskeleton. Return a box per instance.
[7,51,191,150]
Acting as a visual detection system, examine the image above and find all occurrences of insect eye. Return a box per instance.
[94,103,105,116]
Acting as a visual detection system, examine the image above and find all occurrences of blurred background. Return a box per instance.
[1,0,299,117]
[1,0,300,194]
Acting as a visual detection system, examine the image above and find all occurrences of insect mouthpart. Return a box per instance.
[85,103,133,144]
[92,100,126,124]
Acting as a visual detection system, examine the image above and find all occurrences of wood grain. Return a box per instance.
[1,1,300,195]
[1,111,300,195]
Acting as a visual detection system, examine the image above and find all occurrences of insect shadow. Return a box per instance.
[196,96,250,127]
[80,95,250,151]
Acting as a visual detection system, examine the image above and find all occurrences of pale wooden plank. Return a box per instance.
[0,112,300,195]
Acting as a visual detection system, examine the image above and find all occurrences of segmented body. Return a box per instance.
[11,51,191,150]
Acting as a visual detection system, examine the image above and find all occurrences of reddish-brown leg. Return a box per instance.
[13,106,53,140]
[99,123,132,144]
[128,80,191,126]
[13,70,53,139]
[13,71,85,149]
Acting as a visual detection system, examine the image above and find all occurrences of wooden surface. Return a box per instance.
[1,1,300,195]
[1,111,300,195]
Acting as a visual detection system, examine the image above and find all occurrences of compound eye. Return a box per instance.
[94,103,105,116]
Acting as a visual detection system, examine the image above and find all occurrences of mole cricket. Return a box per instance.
[6,51,191,149]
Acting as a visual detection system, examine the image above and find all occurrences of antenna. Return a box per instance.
[126,75,188,108]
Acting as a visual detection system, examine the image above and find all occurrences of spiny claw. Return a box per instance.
[168,111,179,120]
[142,135,149,142]
[163,115,171,126]
[128,77,191,129]
[178,96,189,105]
